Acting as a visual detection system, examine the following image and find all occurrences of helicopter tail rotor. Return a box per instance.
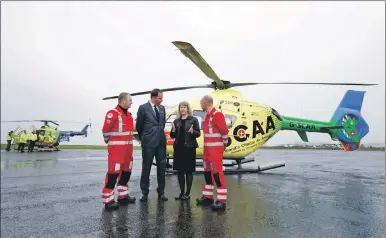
[328,90,369,151]
[89,118,92,133]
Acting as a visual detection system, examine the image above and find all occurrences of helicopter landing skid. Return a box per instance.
[160,156,285,175]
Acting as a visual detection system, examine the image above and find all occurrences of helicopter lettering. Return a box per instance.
[241,140,255,148]
[289,122,316,130]
[233,115,276,142]
[252,115,276,137]
[220,100,233,104]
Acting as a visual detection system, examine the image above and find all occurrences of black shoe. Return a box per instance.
[183,194,191,200]
[158,194,168,201]
[175,193,184,200]
[104,201,119,210]
[140,195,148,202]
[196,196,214,206]
[211,201,226,211]
[118,196,136,205]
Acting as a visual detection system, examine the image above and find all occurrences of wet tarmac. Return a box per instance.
[1,149,385,238]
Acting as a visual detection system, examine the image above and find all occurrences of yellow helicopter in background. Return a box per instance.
[103,41,376,174]
[2,119,91,151]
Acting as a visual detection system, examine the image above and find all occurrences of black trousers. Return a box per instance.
[28,141,36,152]
[18,143,26,152]
[140,145,166,196]
[6,140,11,151]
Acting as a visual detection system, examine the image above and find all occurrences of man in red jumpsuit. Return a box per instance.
[102,92,136,210]
[196,95,229,211]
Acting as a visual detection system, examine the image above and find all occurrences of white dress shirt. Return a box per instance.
[149,100,159,114]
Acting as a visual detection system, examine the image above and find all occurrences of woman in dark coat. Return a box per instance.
[170,101,201,200]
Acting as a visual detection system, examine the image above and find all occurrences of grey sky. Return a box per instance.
[1,1,385,146]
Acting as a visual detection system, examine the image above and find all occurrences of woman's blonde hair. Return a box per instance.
[177,101,192,118]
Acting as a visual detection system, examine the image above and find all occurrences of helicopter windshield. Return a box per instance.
[193,110,206,129]
[166,110,234,130]
[165,111,178,131]
[193,110,236,129]
[166,110,204,130]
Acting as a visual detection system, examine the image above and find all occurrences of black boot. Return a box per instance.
[185,173,193,200]
[175,193,184,200]
[116,171,136,205]
[196,196,214,206]
[177,172,185,200]
[118,195,136,205]
[197,171,214,205]
[140,195,148,202]
[158,194,168,201]
[105,201,119,210]
[211,201,226,211]
[183,193,190,200]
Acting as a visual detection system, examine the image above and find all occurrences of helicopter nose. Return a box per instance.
[271,108,282,121]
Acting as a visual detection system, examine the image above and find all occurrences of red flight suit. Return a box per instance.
[202,107,229,204]
[37,134,44,152]
[101,105,134,204]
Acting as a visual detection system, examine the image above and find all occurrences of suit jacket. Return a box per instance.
[136,101,166,148]
[170,116,201,148]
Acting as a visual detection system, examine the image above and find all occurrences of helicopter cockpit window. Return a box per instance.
[224,115,237,129]
[193,110,206,129]
[193,111,236,129]
[165,111,178,131]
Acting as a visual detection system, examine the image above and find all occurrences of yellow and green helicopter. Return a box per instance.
[102,41,377,174]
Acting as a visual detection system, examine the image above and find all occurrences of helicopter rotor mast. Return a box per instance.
[101,41,377,100]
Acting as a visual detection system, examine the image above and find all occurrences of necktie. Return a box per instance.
[154,105,160,120]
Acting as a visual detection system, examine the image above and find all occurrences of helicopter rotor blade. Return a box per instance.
[1,120,33,122]
[172,41,225,89]
[37,120,60,126]
[226,82,378,88]
[102,84,213,100]
[29,120,60,126]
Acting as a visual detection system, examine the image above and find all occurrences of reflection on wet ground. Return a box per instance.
[1,149,384,237]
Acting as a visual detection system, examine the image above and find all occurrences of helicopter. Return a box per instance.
[2,119,91,151]
[102,41,377,174]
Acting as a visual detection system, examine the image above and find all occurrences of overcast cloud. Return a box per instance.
[1,1,385,146]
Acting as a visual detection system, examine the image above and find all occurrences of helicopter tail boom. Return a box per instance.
[280,90,369,151]
[280,116,334,142]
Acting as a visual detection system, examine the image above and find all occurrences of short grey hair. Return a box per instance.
[202,95,213,105]
[118,92,131,104]
[177,101,193,117]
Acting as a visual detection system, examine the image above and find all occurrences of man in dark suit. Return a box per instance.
[136,88,168,201]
